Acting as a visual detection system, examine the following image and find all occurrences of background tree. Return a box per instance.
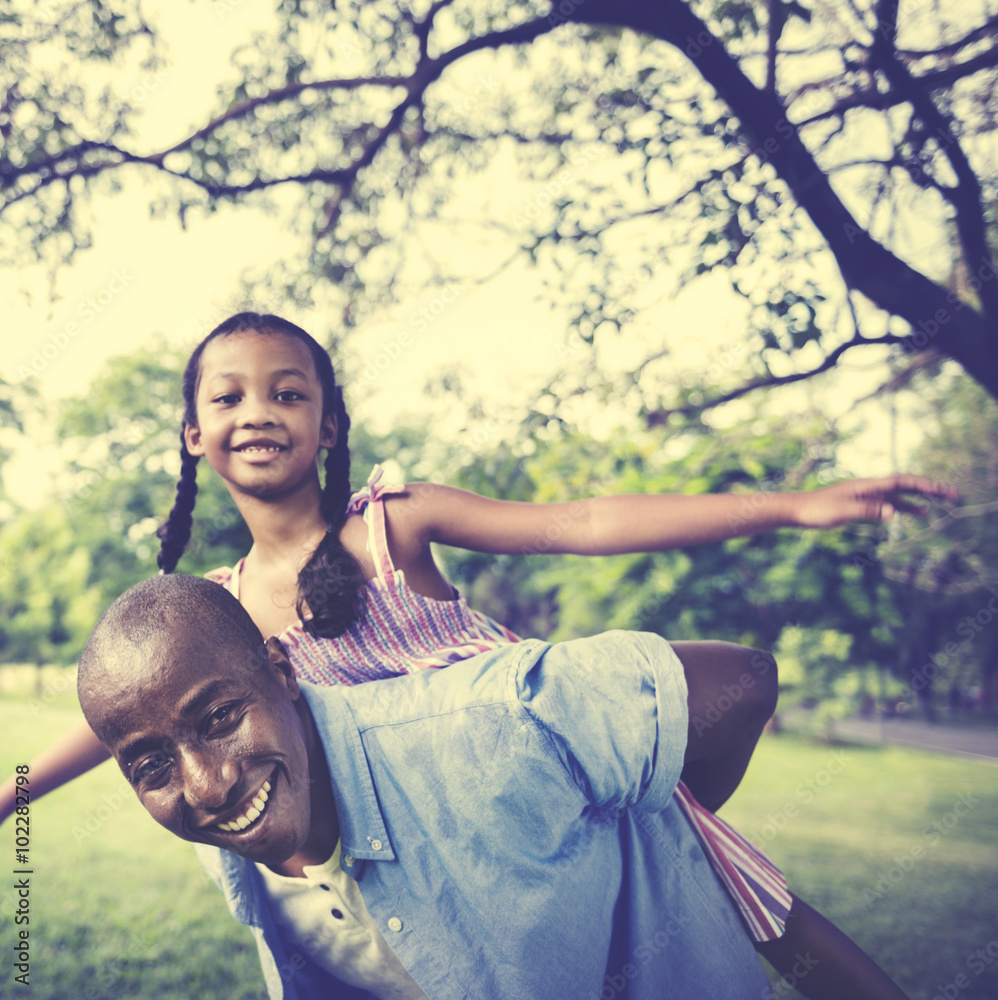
[0,505,104,686]
[3,0,997,411]
[874,369,998,714]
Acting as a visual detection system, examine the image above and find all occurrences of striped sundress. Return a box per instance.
[206,465,791,942]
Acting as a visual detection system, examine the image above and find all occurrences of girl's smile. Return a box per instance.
[184,330,336,499]
[231,437,291,463]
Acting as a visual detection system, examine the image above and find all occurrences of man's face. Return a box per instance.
[98,635,317,865]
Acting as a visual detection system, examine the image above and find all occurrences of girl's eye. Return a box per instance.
[275,390,303,402]
[212,393,240,405]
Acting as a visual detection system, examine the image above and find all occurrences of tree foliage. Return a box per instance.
[874,370,998,711]
[3,0,998,408]
[0,343,428,667]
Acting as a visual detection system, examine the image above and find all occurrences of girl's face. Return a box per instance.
[185,330,336,502]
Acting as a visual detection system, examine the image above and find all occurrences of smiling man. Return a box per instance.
[77,573,772,999]
[86,574,911,1000]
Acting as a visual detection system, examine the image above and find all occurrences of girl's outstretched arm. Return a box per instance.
[398,474,957,556]
[0,718,110,826]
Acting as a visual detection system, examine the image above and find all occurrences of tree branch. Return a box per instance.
[897,14,998,62]
[870,16,998,324]
[797,48,998,126]
[645,333,912,424]
[558,0,998,397]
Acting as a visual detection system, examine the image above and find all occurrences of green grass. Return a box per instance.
[1,686,996,999]
[0,693,264,1000]
[720,734,998,999]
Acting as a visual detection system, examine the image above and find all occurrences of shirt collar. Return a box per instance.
[196,680,395,926]
[299,680,396,873]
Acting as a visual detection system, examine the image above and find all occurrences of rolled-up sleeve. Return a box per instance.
[512,630,688,812]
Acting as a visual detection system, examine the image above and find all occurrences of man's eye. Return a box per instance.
[133,754,169,782]
[206,705,234,731]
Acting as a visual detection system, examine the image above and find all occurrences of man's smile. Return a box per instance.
[210,774,274,833]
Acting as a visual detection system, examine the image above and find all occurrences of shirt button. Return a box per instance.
[331,908,344,920]
[387,917,403,933]
[343,856,355,866]
[370,839,383,851]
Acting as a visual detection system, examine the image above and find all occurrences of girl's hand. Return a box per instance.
[793,475,958,529]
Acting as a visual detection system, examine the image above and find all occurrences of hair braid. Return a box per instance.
[297,385,362,638]
[321,387,352,525]
[156,432,200,573]
[175,311,362,636]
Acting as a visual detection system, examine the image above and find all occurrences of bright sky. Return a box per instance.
[1,0,907,509]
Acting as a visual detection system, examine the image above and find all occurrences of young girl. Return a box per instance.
[6,312,946,997]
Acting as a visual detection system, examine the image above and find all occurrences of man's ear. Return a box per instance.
[264,637,300,701]
[184,422,205,457]
[319,414,337,451]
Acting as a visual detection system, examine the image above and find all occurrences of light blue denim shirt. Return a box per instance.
[196,631,769,999]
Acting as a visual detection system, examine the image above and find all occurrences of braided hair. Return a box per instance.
[156,312,362,639]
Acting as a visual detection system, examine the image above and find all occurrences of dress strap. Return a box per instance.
[345,466,407,588]
[204,562,242,599]
[344,465,407,514]
[672,781,792,942]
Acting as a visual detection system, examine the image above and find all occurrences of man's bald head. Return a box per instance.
[78,574,265,742]
[77,574,332,867]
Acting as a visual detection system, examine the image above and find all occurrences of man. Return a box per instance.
[77,575,904,999]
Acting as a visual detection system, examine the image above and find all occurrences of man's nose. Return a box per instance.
[179,749,239,811]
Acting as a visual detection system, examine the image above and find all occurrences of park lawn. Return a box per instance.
[720,731,998,1000]
[1,692,265,1000]
[2,685,997,1000]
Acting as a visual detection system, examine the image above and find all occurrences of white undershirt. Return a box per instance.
[256,842,429,1000]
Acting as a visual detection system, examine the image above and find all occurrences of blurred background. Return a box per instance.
[1,1,997,997]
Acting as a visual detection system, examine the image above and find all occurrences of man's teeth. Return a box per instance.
[217,780,271,832]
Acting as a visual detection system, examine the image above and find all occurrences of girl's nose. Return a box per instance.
[239,402,276,427]
[238,396,278,428]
